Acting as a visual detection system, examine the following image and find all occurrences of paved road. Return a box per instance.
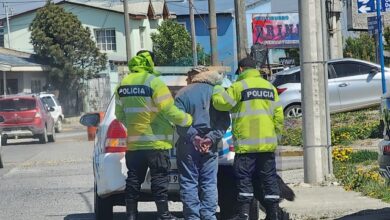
[0,128,388,220]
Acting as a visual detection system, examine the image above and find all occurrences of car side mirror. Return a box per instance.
[48,107,55,112]
[370,68,379,74]
[79,113,100,127]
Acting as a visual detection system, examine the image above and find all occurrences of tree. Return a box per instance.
[151,19,209,66]
[343,33,376,62]
[29,2,107,115]
[384,27,390,51]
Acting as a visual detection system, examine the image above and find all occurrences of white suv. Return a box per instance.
[79,74,261,220]
[39,93,64,133]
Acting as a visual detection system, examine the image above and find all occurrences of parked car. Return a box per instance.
[0,94,56,145]
[39,93,64,133]
[0,116,4,168]
[79,74,261,220]
[378,96,390,179]
[272,58,390,118]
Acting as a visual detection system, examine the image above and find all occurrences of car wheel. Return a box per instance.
[39,127,48,144]
[1,137,6,146]
[94,184,113,220]
[0,153,3,169]
[55,118,62,133]
[48,125,56,142]
[284,104,302,118]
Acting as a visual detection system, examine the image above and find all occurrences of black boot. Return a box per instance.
[126,200,138,220]
[227,202,250,220]
[265,202,281,220]
[156,200,182,220]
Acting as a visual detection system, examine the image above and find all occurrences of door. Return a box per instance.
[327,66,340,112]
[331,61,381,111]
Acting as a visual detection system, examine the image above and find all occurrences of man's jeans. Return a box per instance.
[177,144,218,220]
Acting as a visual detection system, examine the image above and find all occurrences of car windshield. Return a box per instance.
[0,98,36,111]
[41,96,56,107]
[272,71,300,87]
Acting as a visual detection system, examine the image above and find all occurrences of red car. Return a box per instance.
[0,94,56,145]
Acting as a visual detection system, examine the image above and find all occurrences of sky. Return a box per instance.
[1,0,52,19]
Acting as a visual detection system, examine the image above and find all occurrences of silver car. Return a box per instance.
[272,58,390,117]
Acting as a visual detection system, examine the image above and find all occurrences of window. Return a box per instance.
[31,80,41,93]
[0,98,36,111]
[139,26,146,49]
[332,62,374,78]
[272,71,300,87]
[95,29,116,51]
[41,96,56,108]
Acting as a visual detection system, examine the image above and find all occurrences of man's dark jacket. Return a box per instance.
[175,70,231,152]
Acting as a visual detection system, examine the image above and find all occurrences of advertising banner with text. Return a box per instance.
[252,13,300,48]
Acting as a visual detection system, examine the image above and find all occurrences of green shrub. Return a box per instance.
[280,127,302,146]
[280,109,381,146]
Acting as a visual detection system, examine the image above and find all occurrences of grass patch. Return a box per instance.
[281,108,382,146]
[333,148,390,203]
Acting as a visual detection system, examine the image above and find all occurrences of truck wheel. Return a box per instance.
[94,184,113,220]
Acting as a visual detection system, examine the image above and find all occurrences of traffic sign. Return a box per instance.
[357,0,390,13]
[367,16,379,35]
[358,0,376,13]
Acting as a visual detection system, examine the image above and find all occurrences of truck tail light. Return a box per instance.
[105,119,127,153]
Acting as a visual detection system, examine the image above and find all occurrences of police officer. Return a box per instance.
[115,50,192,220]
[212,57,284,220]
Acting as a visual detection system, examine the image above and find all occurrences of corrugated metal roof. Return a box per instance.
[9,0,171,20]
[65,0,151,16]
[0,48,44,67]
[166,0,268,16]
[151,0,166,16]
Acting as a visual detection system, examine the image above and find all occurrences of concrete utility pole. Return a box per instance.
[234,0,248,61]
[208,0,218,65]
[123,0,132,62]
[189,0,198,66]
[328,0,343,59]
[299,0,332,184]
[4,3,11,49]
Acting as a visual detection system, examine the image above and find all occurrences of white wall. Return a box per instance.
[271,0,298,13]
[5,3,161,61]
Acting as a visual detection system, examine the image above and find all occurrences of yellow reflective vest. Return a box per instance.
[115,52,192,151]
[212,69,284,153]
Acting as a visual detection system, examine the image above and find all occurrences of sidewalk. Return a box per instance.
[278,169,390,220]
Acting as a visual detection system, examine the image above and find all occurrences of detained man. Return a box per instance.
[174,67,231,220]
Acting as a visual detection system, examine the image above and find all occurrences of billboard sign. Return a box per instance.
[252,13,299,49]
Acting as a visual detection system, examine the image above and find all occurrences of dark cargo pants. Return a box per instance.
[125,150,171,202]
[233,152,280,205]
